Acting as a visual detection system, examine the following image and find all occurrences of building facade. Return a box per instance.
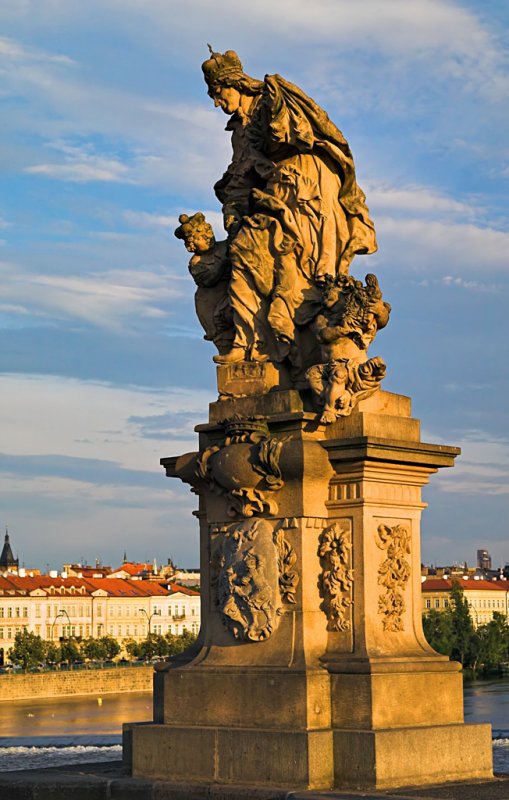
[0,574,200,663]
[422,577,509,627]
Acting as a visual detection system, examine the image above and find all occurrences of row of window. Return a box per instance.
[0,603,198,620]
[425,596,508,610]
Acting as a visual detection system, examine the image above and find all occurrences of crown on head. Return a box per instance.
[202,45,243,89]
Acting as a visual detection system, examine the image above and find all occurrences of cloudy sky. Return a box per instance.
[0,0,507,572]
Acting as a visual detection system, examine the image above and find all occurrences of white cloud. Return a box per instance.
[377,216,509,274]
[366,183,478,220]
[0,373,209,472]
[0,262,182,330]
[423,429,509,497]
[0,35,74,65]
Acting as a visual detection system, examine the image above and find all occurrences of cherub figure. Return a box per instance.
[174,212,234,355]
[306,274,389,423]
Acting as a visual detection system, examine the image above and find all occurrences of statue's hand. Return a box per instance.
[224,209,242,237]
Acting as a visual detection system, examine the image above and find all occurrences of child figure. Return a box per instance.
[175,212,234,355]
[306,275,388,423]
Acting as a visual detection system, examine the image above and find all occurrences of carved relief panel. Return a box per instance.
[210,518,299,641]
[318,520,353,632]
[375,522,411,632]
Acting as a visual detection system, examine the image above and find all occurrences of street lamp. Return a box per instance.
[50,609,72,641]
[138,608,161,636]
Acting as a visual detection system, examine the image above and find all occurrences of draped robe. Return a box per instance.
[214,74,377,367]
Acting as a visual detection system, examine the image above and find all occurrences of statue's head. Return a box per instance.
[175,212,215,254]
[202,46,263,113]
[318,274,343,308]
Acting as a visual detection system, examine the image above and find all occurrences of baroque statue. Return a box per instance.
[175,48,390,421]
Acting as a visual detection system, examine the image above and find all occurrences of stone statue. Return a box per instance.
[305,273,390,422]
[174,212,234,355]
[174,48,390,419]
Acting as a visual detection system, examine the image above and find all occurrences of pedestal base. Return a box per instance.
[128,723,334,789]
[334,723,493,790]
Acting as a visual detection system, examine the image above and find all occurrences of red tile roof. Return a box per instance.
[422,578,508,592]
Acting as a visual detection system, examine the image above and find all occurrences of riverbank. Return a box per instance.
[0,666,153,700]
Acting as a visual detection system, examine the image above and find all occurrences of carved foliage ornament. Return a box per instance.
[375,523,411,632]
[211,518,296,641]
[318,521,353,632]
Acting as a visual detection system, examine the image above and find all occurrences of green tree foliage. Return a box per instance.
[127,630,198,661]
[59,638,80,664]
[422,609,453,657]
[423,583,509,675]
[9,629,47,671]
[166,629,197,656]
[449,582,475,666]
[81,636,121,662]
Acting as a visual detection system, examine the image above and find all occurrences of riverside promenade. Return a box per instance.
[0,666,153,700]
[0,761,508,800]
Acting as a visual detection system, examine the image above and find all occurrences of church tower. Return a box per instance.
[0,528,19,572]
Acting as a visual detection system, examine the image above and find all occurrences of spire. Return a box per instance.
[0,526,19,569]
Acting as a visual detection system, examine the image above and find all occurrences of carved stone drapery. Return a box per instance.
[318,521,353,632]
[375,523,411,632]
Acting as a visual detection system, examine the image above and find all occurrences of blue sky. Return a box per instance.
[0,0,507,571]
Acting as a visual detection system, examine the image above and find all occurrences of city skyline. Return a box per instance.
[0,1,507,569]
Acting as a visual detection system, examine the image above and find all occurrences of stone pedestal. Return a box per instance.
[126,382,493,791]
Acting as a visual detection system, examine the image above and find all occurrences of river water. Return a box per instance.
[0,681,507,773]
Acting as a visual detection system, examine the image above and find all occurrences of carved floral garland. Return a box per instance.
[318,522,353,631]
[375,523,411,632]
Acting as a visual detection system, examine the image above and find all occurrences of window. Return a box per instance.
[46,626,51,638]
[46,606,51,618]
[425,599,431,609]
[15,607,21,617]
[97,624,103,635]
[0,608,3,618]
[22,607,28,618]
[7,628,12,638]
[0,628,3,640]
[444,599,449,608]
[7,608,12,618]
[97,605,103,617]
[118,625,122,637]
[434,599,440,608]
[35,625,40,635]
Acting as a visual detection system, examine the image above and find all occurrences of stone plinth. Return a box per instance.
[127,389,493,791]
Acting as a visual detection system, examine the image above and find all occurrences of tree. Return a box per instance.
[9,629,46,671]
[165,630,197,656]
[59,638,80,664]
[81,636,121,663]
[124,639,141,660]
[98,636,120,661]
[137,634,168,660]
[422,609,453,657]
[81,637,104,662]
[449,581,475,667]
[475,613,509,674]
